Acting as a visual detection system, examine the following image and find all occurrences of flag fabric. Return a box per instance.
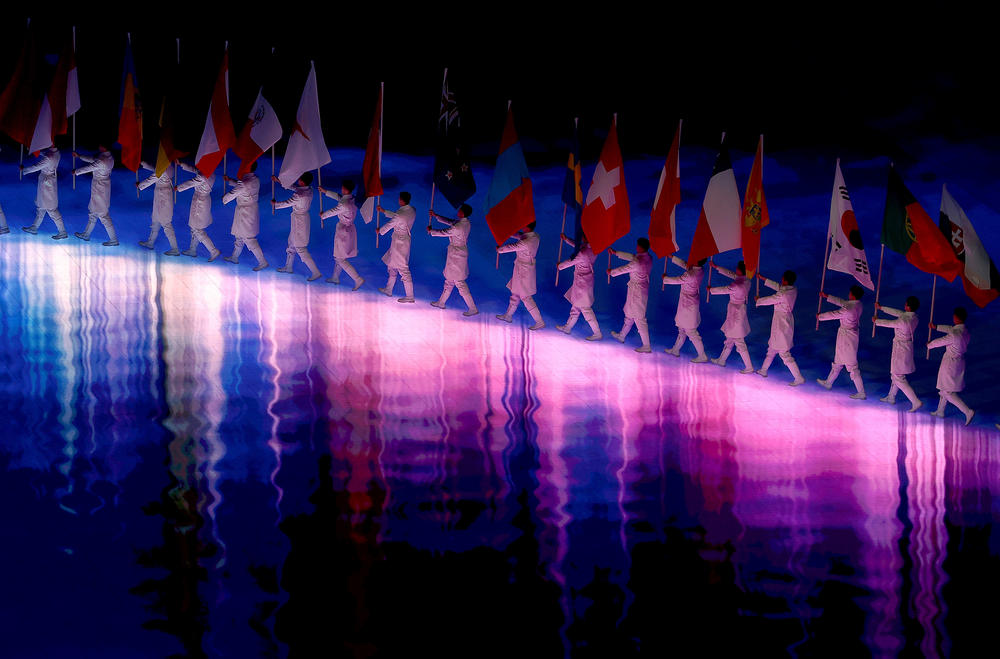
[688,135,741,265]
[117,37,143,172]
[939,185,999,307]
[234,87,282,178]
[827,160,874,289]
[154,94,186,177]
[278,62,330,189]
[195,48,236,176]
[882,166,961,282]
[358,84,384,224]
[484,107,535,245]
[0,28,43,148]
[580,116,630,255]
[561,119,584,253]
[740,136,769,277]
[649,120,682,259]
[432,69,476,208]
[28,39,80,154]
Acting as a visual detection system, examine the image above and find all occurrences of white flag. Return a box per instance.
[827,160,874,289]
[278,62,330,188]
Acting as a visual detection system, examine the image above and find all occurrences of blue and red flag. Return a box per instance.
[484,107,535,245]
[561,119,585,253]
[116,35,142,172]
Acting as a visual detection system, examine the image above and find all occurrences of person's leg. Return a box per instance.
[456,280,477,315]
[497,295,520,322]
[612,318,634,342]
[581,308,601,339]
[817,364,843,389]
[524,296,544,330]
[245,238,267,270]
[781,351,805,386]
[558,307,580,333]
[433,281,455,308]
[634,318,651,352]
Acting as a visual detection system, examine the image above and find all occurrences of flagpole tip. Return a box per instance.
[720,131,726,143]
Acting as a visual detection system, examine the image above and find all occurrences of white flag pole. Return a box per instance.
[271,145,275,215]
[19,145,23,181]
[872,243,886,338]
[72,26,77,191]
[376,81,384,248]
[926,274,938,359]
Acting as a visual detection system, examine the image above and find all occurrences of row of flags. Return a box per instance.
[2,30,996,308]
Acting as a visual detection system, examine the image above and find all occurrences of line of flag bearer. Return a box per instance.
[1,26,998,429]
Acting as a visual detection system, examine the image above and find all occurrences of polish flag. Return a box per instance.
[688,134,741,265]
[195,47,236,176]
[580,115,630,255]
[278,61,330,189]
[234,87,282,178]
[648,119,681,258]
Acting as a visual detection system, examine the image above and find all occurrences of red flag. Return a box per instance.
[195,48,236,176]
[484,107,535,244]
[649,120,681,258]
[0,28,42,148]
[688,134,741,265]
[362,83,383,198]
[740,136,769,277]
[581,116,630,255]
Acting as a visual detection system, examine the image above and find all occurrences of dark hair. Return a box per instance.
[526,221,537,231]
[300,172,314,186]
[736,260,747,275]
[954,306,968,322]
[783,270,797,285]
[342,179,355,192]
[459,203,473,218]
[399,191,412,204]
[637,237,650,251]
[697,258,708,267]
[850,285,864,300]
[906,295,920,311]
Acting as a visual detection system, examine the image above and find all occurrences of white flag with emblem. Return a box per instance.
[827,160,873,289]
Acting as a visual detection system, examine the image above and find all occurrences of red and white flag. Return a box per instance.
[28,40,80,154]
[359,83,384,224]
[234,87,282,178]
[688,134,741,265]
[940,185,999,307]
[827,159,873,289]
[648,119,681,258]
[580,116,630,255]
[195,47,236,176]
[278,61,330,188]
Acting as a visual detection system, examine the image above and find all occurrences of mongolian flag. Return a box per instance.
[882,166,961,282]
[740,135,769,277]
[358,83,384,224]
[580,116,630,255]
[484,106,535,244]
[649,120,682,259]
[194,46,236,176]
[561,119,584,252]
[117,35,143,172]
[688,133,741,265]
[827,160,874,289]
[432,68,476,208]
[939,185,999,307]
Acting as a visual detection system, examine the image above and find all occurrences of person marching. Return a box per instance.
[318,180,363,290]
[0,202,8,235]
[816,285,867,399]
[427,204,478,316]
[555,232,601,340]
[873,296,923,412]
[20,147,68,239]
[175,162,220,260]
[137,160,180,255]
[376,192,417,303]
[497,222,544,329]
[72,146,119,246]
[928,306,974,425]
[608,237,653,353]
[754,270,806,385]
[663,255,708,362]
[272,172,321,281]
[222,163,268,271]
[707,260,753,372]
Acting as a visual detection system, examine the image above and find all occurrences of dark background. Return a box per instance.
[1,8,994,165]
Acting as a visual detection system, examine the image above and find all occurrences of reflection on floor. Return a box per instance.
[2,239,999,657]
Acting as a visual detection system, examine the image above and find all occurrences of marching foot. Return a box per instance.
[52,232,69,240]
[816,378,832,390]
[352,279,364,291]
[102,240,119,246]
[555,324,571,334]
[965,409,976,426]
[276,266,293,273]
[163,248,180,256]
[223,256,238,264]
[207,249,220,261]
[463,308,479,316]
[378,287,392,297]
[430,301,447,309]
[850,392,867,400]
[908,401,923,413]
[252,261,268,271]
[585,333,602,341]
[879,395,896,404]
[528,321,545,330]
[691,355,709,364]
[664,348,680,357]
[21,226,38,235]
[74,231,90,241]
[326,275,340,284]
[0,226,10,235]
[138,240,154,249]
[634,345,652,353]
[789,377,806,386]
[610,331,625,343]
[397,297,415,303]
[710,357,725,367]
[755,369,768,378]
[740,367,755,374]
[307,272,322,281]
[182,248,199,257]
[496,314,513,323]
[931,410,945,418]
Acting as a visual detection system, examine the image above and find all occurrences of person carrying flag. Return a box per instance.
[20,147,68,240]
[72,145,119,246]
[319,180,363,290]
[816,285,867,399]
[137,160,180,255]
[428,204,478,316]
[663,255,708,362]
[376,192,417,302]
[497,222,544,329]
[555,232,601,340]
[0,202,8,235]
[754,270,805,385]
[608,237,652,353]
[175,161,219,260]
[707,260,754,372]
[928,306,974,424]
[222,163,268,271]
[873,295,923,412]
[273,172,322,281]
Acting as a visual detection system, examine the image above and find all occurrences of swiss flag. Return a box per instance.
[581,116,630,255]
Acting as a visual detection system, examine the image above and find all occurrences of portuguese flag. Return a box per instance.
[881,166,961,282]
